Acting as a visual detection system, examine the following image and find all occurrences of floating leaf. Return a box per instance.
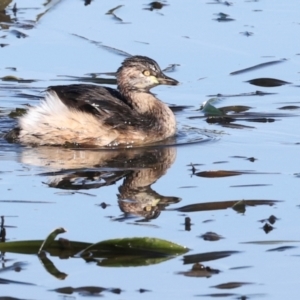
[51,286,107,295]
[183,251,240,264]
[200,232,224,241]
[163,63,180,73]
[198,293,238,298]
[0,239,90,255]
[219,105,251,113]
[55,75,117,85]
[195,169,279,178]
[0,75,38,83]
[1,75,22,81]
[258,215,278,224]
[80,237,188,257]
[240,31,253,37]
[0,261,27,274]
[72,34,131,57]
[177,262,220,278]
[241,240,300,245]
[38,251,67,280]
[38,227,67,254]
[95,255,172,267]
[231,183,271,188]
[173,199,281,213]
[144,2,168,11]
[278,105,300,110]
[214,13,235,22]
[207,90,277,97]
[211,282,254,289]
[262,223,273,234]
[230,59,287,75]
[246,78,291,87]
[169,105,193,112]
[8,108,27,118]
[0,235,188,269]
[232,200,246,213]
[105,5,123,15]
[200,98,223,116]
[266,246,297,252]
[0,277,35,285]
[195,170,242,178]
[10,29,28,38]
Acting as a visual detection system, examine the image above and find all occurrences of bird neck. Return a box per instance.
[123,90,161,113]
[122,90,176,138]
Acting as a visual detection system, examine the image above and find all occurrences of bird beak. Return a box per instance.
[157,73,179,86]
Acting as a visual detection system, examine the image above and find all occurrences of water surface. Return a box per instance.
[0,1,300,299]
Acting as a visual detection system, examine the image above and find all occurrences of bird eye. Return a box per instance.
[143,70,151,76]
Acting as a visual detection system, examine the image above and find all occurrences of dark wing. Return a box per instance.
[48,84,148,129]
[48,84,131,113]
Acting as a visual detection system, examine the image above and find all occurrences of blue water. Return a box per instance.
[1,0,300,299]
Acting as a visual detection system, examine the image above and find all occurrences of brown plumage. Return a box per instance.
[6,56,179,147]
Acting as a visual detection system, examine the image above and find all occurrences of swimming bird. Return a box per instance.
[6,55,179,147]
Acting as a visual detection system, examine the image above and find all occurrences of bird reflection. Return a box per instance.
[20,146,180,221]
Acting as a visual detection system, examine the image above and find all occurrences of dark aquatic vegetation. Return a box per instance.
[258,215,279,225]
[8,108,27,118]
[163,63,180,73]
[144,2,169,11]
[246,78,291,87]
[230,59,287,75]
[262,223,273,234]
[240,31,254,37]
[211,282,254,289]
[177,262,220,278]
[52,286,105,295]
[83,0,92,6]
[55,74,117,85]
[105,5,128,23]
[10,29,28,38]
[207,91,277,97]
[0,277,35,286]
[200,231,224,241]
[197,293,238,297]
[183,251,240,264]
[194,169,279,178]
[72,33,132,57]
[51,286,117,296]
[208,1,233,6]
[184,216,192,231]
[213,12,235,21]
[219,105,252,113]
[173,199,281,213]
[0,228,189,271]
[266,246,297,252]
[278,105,300,110]
[193,98,297,128]
[241,240,300,245]
[0,261,28,273]
[169,104,193,112]
[0,200,54,203]
[230,183,272,188]
[0,75,38,83]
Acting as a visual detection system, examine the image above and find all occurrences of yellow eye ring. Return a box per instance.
[143,70,151,76]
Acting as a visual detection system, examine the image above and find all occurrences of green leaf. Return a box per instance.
[80,237,189,257]
[201,98,224,116]
[0,240,90,256]
[38,227,67,254]
[95,255,172,267]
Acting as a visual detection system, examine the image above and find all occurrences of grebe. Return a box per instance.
[6,55,179,147]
